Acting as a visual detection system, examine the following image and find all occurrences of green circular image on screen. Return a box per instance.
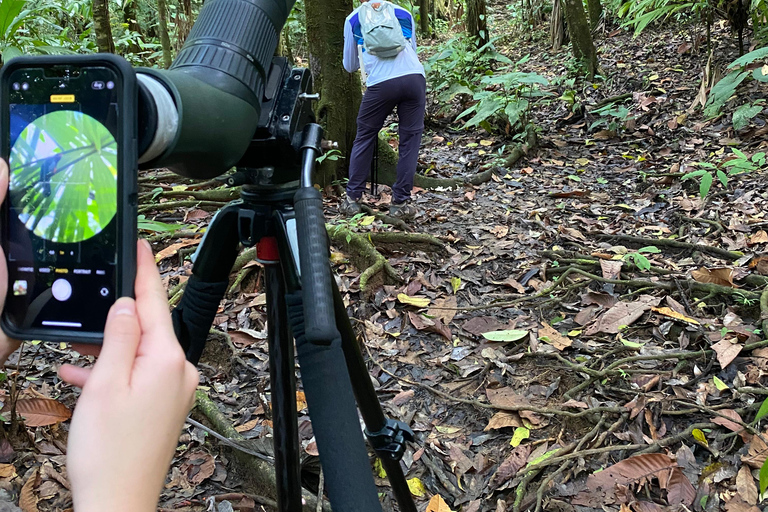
[9,110,117,243]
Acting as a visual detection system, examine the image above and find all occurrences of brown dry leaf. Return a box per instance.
[462,316,505,335]
[229,329,266,348]
[19,467,40,512]
[651,306,699,325]
[428,296,458,325]
[295,391,307,411]
[561,399,589,409]
[426,494,454,512]
[711,409,744,433]
[0,463,16,479]
[491,225,509,238]
[691,267,737,288]
[725,499,761,512]
[486,387,531,409]
[600,259,623,279]
[409,311,435,331]
[538,321,572,351]
[574,453,694,506]
[182,450,216,485]
[711,338,743,368]
[584,295,662,335]
[559,225,586,241]
[736,465,758,505]
[484,411,522,431]
[582,291,618,308]
[234,418,260,433]
[13,398,71,427]
[750,231,768,245]
[742,431,768,468]
[153,238,201,263]
[491,276,526,293]
[490,445,531,488]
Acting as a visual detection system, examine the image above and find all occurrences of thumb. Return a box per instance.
[89,298,141,385]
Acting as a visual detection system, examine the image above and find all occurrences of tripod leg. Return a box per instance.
[172,204,241,364]
[285,291,383,512]
[332,283,418,512]
[264,263,303,511]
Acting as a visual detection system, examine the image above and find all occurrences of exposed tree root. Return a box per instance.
[151,187,241,202]
[359,204,410,231]
[193,390,330,512]
[138,200,228,214]
[327,225,402,294]
[595,233,742,261]
[368,231,446,256]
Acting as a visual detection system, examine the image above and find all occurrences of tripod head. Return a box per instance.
[135,0,299,180]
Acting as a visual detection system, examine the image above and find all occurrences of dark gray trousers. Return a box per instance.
[346,73,426,204]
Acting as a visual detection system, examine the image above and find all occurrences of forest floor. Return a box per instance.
[2,8,768,512]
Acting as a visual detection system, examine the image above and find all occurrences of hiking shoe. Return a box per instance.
[389,201,418,220]
[340,195,362,216]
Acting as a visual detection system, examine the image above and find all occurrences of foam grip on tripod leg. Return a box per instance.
[172,276,229,364]
[295,335,383,512]
[293,187,339,345]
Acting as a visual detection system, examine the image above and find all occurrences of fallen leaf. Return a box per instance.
[559,225,586,241]
[181,450,216,485]
[652,306,699,325]
[397,294,430,308]
[712,338,743,368]
[490,445,531,488]
[154,238,201,263]
[711,409,743,433]
[510,427,529,447]
[491,225,509,238]
[0,463,15,479]
[742,431,768,468]
[426,494,454,512]
[585,295,662,335]
[749,231,768,245]
[229,329,266,347]
[561,399,589,409]
[736,465,758,505]
[691,267,737,288]
[485,411,522,431]
[692,428,708,447]
[407,477,427,497]
[462,316,505,335]
[600,259,623,279]
[538,322,572,351]
[12,398,71,427]
[19,467,40,512]
[235,418,260,433]
[428,296,458,325]
[481,330,529,342]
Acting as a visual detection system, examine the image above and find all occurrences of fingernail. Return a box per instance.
[139,238,152,253]
[112,298,136,317]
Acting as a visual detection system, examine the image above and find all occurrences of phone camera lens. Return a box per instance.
[106,81,115,90]
[91,81,105,90]
[21,82,29,91]
[12,83,20,91]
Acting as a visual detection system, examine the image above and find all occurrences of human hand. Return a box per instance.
[59,239,199,512]
[0,160,22,365]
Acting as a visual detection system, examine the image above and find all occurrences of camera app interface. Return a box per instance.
[4,67,120,332]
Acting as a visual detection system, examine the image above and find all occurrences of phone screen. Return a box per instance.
[2,66,122,333]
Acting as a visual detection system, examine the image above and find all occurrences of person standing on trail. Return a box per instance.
[341,0,426,220]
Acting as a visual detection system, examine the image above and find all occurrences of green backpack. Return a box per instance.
[359,1,408,58]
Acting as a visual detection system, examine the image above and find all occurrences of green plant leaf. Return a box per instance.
[638,246,660,253]
[699,172,713,198]
[704,70,749,118]
[716,170,728,188]
[727,45,768,69]
[756,397,768,422]
[682,169,707,180]
[733,103,763,130]
[761,458,768,494]
[481,330,529,342]
[510,427,530,447]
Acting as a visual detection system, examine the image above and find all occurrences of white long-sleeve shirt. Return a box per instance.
[343,3,425,87]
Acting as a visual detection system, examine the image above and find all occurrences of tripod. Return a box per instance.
[169,58,417,512]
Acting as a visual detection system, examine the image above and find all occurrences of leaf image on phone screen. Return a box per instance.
[9,110,117,244]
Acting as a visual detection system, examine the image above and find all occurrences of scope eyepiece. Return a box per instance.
[138,0,295,179]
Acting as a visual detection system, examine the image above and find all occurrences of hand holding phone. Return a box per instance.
[0,55,138,343]
[0,160,21,364]
[59,239,199,512]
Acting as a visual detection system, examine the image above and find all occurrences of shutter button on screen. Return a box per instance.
[52,279,72,302]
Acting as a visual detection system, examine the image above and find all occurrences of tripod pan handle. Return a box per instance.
[294,187,340,345]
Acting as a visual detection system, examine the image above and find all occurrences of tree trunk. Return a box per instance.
[92,0,115,53]
[563,0,597,78]
[305,0,362,185]
[550,0,565,49]
[158,0,173,69]
[175,0,194,51]
[466,0,489,47]
[419,0,431,37]
[586,0,602,32]
[122,0,141,54]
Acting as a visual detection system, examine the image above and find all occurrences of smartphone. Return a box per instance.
[0,55,137,343]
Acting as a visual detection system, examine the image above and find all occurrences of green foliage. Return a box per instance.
[614,0,696,36]
[732,101,764,130]
[137,215,191,233]
[681,150,766,198]
[704,46,768,120]
[590,102,632,132]
[622,246,660,271]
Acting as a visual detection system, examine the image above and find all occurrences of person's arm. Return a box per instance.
[59,239,199,512]
[342,17,359,73]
